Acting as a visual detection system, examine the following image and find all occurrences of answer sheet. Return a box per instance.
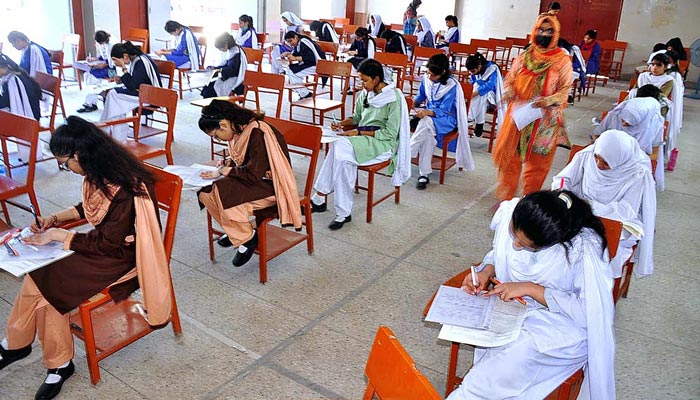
[425,285,497,330]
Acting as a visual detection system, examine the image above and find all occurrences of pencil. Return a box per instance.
[489,277,527,306]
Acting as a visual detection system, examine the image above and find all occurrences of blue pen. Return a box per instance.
[332,113,338,126]
[29,204,41,230]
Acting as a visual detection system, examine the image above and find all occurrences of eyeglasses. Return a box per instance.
[58,157,73,172]
[537,28,555,35]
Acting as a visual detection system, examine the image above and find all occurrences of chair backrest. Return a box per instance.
[460,81,474,111]
[617,90,629,103]
[49,50,65,70]
[137,84,178,143]
[0,111,39,182]
[390,23,404,32]
[375,52,408,88]
[125,28,149,52]
[263,117,322,199]
[344,24,363,42]
[243,47,264,71]
[256,33,268,50]
[470,38,497,61]
[450,43,477,70]
[196,36,207,68]
[599,217,622,259]
[62,33,81,64]
[334,17,350,27]
[153,59,176,89]
[567,144,587,162]
[144,164,183,261]
[244,71,285,118]
[34,71,62,132]
[314,60,352,99]
[411,47,444,72]
[404,34,418,48]
[364,326,442,400]
[318,41,339,61]
[374,37,387,52]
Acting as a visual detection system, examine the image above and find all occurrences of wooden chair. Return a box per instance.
[344,24,363,43]
[97,84,178,165]
[362,326,442,400]
[449,42,476,72]
[607,40,627,82]
[59,33,82,89]
[617,90,629,103]
[289,60,352,126]
[374,37,387,52]
[389,23,404,32]
[334,17,350,27]
[256,33,268,51]
[470,39,497,62]
[407,47,444,96]
[404,34,418,50]
[0,111,41,226]
[34,71,66,134]
[206,118,322,284]
[243,47,264,71]
[69,164,183,384]
[49,50,72,91]
[585,40,615,95]
[318,41,340,61]
[153,59,176,90]
[375,52,409,92]
[124,28,149,52]
[490,38,513,72]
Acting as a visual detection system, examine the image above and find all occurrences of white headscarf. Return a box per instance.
[593,97,664,155]
[416,17,434,45]
[421,74,474,170]
[365,84,411,186]
[553,130,656,277]
[180,26,201,70]
[281,11,304,33]
[445,27,459,42]
[368,14,384,37]
[322,22,340,43]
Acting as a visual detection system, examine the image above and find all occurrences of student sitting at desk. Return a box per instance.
[415,17,435,48]
[436,15,460,49]
[452,190,615,400]
[100,41,162,142]
[368,14,386,38]
[310,20,340,43]
[201,32,247,98]
[345,27,376,71]
[77,30,116,113]
[281,31,325,101]
[0,54,43,161]
[271,11,305,74]
[6,31,52,77]
[235,14,258,49]
[0,116,171,400]
[380,30,407,55]
[410,53,473,190]
[197,100,301,267]
[464,52,505,138]
[155,20,201,70]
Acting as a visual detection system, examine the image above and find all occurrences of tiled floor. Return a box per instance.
[1,69,699,399]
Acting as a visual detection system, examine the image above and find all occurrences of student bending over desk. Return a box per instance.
[201,32,247,98]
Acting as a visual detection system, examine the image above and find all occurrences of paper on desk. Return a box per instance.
[164,164,220,188]
[437,294,527,348]
[511,102,543,130]
[321,127,343,144]
[425,285,497,330]
[0,239,74,277]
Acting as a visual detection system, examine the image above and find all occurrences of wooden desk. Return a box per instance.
[190,95,245,108]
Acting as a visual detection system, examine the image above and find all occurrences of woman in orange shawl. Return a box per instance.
[197,100,301,267]
[1,116,170,399]
[493,13,572,202]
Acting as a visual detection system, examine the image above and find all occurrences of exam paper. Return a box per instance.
[321,127,343,144]
[0,240,74,277]
[512,102,543,130]
[425,285,497,330]
[164,164,220,188]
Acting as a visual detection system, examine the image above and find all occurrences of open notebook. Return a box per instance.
[0,229,74,277]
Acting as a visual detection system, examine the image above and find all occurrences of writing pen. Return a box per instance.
[29,204,42,231]
[470,265,478,289]
[5,241,18,256]
[489,277,527,306]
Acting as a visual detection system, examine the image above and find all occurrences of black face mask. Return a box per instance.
[535,35,553,48]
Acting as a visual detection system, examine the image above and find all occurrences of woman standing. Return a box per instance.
[0,116,171,400]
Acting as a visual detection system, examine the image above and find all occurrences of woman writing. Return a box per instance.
[449,190,615,400]
[0,117,171,400]
[308,59,410,230]
[197,100,301,267]
[155,20,201,70]
[201,32,247,98]
[271,11,305,74]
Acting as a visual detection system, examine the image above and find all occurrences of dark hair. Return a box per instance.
[7,31,29,43]
[164,20,183,33]
[94,30,110,44]
[380,30,398,40]
[199,100,264,134]
[214,32,237,51]
[354,27,369,39]
[50,116,155,198]
[427,53,450,84]
[111,41,143,58]
[584,29,597,40]
[652,42,666,52]
[284,31,299,40]
[549,1,561,10]
[310,21,323,36]
[465,52,487,71]
[512,190,607,259]
[0,54,41,98]
[357,58,384,81]
[558,38,572,51]
[651,52,669,66]
[636,84,661,99]
[239,14,254,27]
[445,15,458,26]
[665,37,687,60]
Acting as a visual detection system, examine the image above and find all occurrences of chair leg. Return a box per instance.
[207,213,216,261]
[28,190,41,216]
[165,149,174,165]
[612,277,621,304]
[620,260,634,298]
[366,170,375,223]
[440,145,448,184]
[304,203,314,255]
[79,305,102,385]
[445,341,460,397]
[1,201,11,226]
[169,282,183,336]
[258,222,268,284]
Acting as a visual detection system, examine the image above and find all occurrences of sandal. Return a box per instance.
[416,176,429,190]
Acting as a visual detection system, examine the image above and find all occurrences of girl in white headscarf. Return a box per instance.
[367,14,386,38]
[553,129,656,281]
[271,11,305,74]
[415,16,435,48]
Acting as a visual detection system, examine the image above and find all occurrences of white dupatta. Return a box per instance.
[130,55,163,88]
[214,46,248,96]
[181,27,201,70]
[444,27,459,42]
[322,22,340,44]
[2,74,42,161]
[480,62,506,127]
[366,84,411,186]
[368,14,384,37]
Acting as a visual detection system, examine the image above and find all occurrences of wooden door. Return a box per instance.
[539,0,623,44]
[119,0,149,40]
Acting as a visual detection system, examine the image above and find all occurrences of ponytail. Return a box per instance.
[111,41,143,58]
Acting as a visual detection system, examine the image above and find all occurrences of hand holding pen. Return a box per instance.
[30,213,56,233]
[484,277,528,306]
[461,264,491,295]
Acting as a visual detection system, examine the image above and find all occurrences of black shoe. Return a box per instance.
[298,92,313,101]
[474,123,484,138]
[567,94,574,105]
[35,360,75,400]
[328,215,351,230]
[232,231,258,267]
[311,201,327,213]
[76,104,97,113]
[416,176,429,190]
[217,234,233,248]
[0,343,32,370]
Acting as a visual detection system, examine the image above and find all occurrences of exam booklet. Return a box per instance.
[164,164,220,188]
[0,240,74,277]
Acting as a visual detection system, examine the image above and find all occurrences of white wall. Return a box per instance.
[0,0,72,61]
[367,0,456,30]
[92,0,121,43]
[455,0,539,42]
[618,0,700,86]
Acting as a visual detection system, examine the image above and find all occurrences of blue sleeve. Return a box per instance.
[414,81,427,105]
[220,53,241,80]
[171,32,188,56]
[450,31,459,44]
[429,86,457,118]
[20,50,31,74]
[476,70,498,96]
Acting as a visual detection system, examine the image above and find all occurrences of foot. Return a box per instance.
[232,231,258,267]
[311,201,327,213]
[76,104,97,113]
[567,94,574,104]
[474,123,484,138]
[416,176,429,190]
[591,117,601,126]
[217,234,233,248]
[328,215,351,230]
[35,360,75,400]
[0,343,32,370]
[297,92,313,101]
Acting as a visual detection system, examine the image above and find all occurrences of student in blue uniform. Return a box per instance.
[155,20,201,70]
[271,11,305,74]
[465,52,506,137]
[281,31,325,100]
[7,31,52,77]
[77,30,117,113]
[201,33,247,98]
[236,14,258,49]
[436,15,460,49]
